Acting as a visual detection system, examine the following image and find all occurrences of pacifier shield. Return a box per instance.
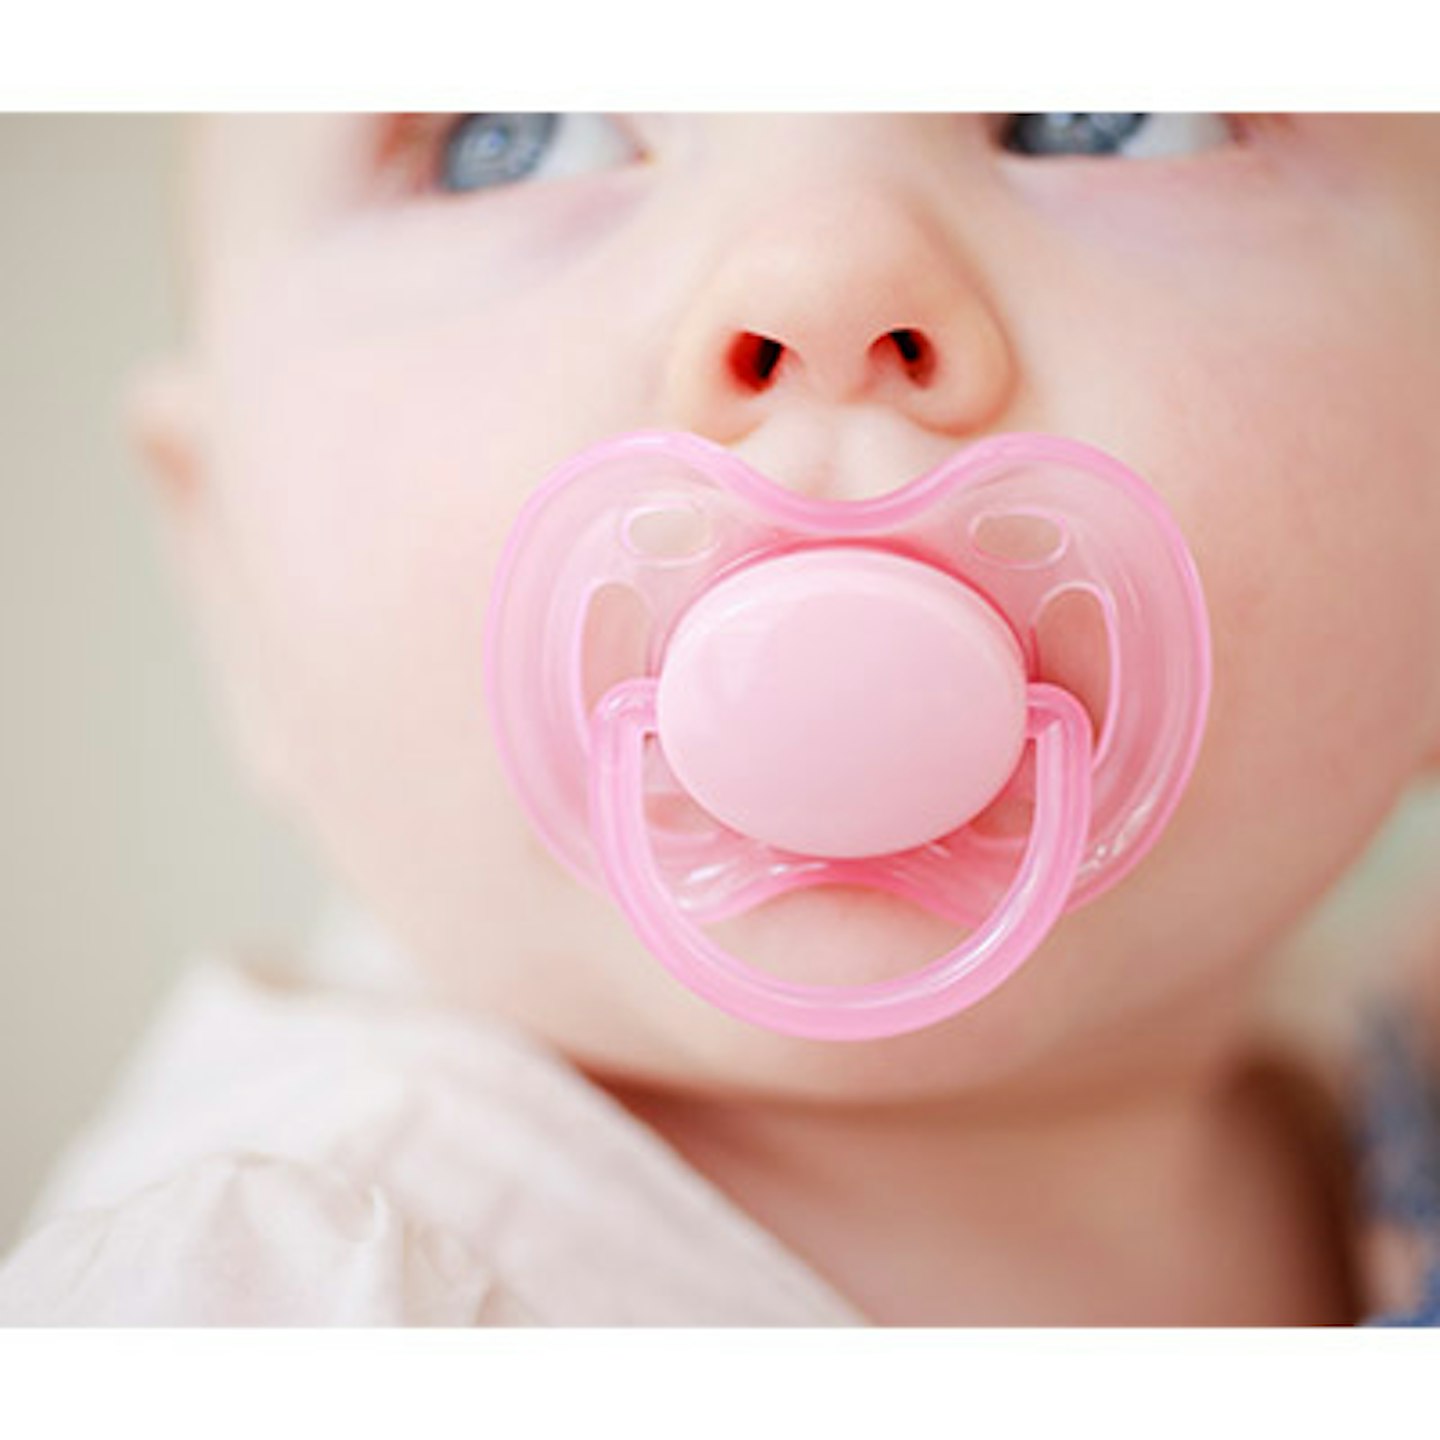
[484,429,1211,1040]
[655,548,1028,859]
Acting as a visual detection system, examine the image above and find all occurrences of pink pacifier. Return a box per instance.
[484,431,1210,1041]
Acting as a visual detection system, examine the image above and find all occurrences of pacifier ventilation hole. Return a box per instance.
[970,510,1069,567]
[1034,585,1112,748]
[580,582,651,718]
[622,499,716,562]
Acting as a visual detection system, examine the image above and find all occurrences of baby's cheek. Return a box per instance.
[1026,209,1440,967]
[202,282,665,994]
[1172,341,1440,931]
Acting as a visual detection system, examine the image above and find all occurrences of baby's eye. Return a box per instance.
[437,113,638,193]
[1000,113,1231,160]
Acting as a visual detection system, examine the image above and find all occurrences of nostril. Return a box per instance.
[727,332,785,392]
[892,329,922,362]
[880,328,936,387]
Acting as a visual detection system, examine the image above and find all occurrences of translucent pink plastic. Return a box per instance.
[483,430,1211,1040]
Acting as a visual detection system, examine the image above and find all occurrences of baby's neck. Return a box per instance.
[603,1021,1358,1325]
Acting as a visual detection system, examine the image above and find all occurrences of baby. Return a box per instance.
[4,113,1440,1325]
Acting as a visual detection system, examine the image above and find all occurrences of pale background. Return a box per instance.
[1,113,1437,1255]
[0,116,320,1249]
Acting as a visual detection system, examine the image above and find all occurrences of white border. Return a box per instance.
[1,1329,1431,1439]
[1,0,1437,109]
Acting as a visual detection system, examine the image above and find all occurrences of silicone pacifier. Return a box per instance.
[484,431,1210,1041]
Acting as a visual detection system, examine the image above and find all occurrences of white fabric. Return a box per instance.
[0,908,861,1326]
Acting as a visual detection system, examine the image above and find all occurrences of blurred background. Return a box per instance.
[1,113,1438,1256]
[0,116,320,1249]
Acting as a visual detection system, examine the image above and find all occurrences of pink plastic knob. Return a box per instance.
[655,549,1028,858]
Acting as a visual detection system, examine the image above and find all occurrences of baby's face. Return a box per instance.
[150,115,1440,1100]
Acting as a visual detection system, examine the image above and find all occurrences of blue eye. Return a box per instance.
[1001,113,1231,159]
[438,113,638,193]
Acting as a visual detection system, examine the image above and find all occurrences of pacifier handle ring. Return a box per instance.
[588,679,1094,1042]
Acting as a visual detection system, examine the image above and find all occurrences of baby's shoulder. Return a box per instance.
[16,949,556,1230]
[0,1149,527,1324]
[0,947,858,1326]
[0,949,556,1324]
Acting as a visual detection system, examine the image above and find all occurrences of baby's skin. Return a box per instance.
[128,115,1440,1323]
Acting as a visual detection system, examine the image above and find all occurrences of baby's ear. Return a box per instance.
[121,355,206,507]
[118,356,292,809]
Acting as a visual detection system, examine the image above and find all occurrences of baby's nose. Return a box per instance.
[661,183,1016,456]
